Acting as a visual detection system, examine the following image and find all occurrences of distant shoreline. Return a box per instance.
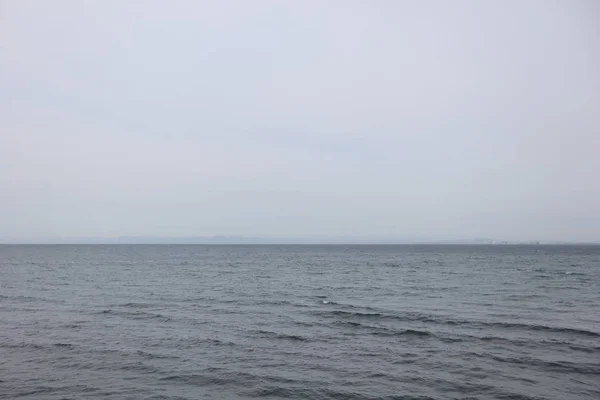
[2,242,599,246]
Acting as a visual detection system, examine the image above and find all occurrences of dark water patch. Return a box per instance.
[53,342,74,348]
[109,301,163,308]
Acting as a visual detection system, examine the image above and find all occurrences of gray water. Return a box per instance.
[1,245,599,400]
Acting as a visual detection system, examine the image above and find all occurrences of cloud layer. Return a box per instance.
[2,1,599,241]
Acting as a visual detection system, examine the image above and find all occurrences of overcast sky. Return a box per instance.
[1,1,599,242]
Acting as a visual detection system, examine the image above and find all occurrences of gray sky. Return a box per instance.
[1,0,599,242]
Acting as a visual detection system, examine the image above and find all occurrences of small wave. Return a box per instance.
[0,294,63,304]
[490,321,600,337]
[533,274,552,279]
[0,294,37,301]
[203,338,237,346]
[255,299,311,308]
[336,321,433,338]
[1,343,41,350]
[319,301,386,312]
[109,302,158,308]
[292,320,316,327]
[315,308,600,338]
[479,353,600,375]
[119,362,161,374]
[373,328,432,338]
[80,347,180,361]
[316,308,447,326]
[456,334,599,354]
[439,337,464,343]
[53,343,74,348]
[14,384,98,397]
[322,300,348,305]
[568,344,600,354]
[95,309,172,322]
[170,337,237,349]
[246,386,437,400]
[135,350,177,360]
[254,330,309,341]
[326,310,387,319]
[62,323,85,329]
[159,370,260,387]
[381,262,401,267]
[505,294,544,299]
[245,386,313,399]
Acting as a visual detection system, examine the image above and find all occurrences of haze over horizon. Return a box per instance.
[1,235,598,245]
[2,1,600,243]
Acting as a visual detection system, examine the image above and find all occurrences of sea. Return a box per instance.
[1,244,599,400]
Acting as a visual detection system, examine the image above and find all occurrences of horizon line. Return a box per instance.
[2,241,599,246]
[1,235,598,245]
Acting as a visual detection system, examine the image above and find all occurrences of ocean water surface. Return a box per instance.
[1,244,599,399]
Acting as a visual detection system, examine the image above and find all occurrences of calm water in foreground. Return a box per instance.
[1,245,599,400]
